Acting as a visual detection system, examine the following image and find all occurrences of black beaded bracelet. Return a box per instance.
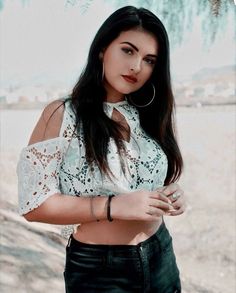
[107,195,115,222]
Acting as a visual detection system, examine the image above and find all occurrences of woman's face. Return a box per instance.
[102,28,158,100]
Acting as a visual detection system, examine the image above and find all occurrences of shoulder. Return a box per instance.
[42,99,65,122]
[28,98,69,145]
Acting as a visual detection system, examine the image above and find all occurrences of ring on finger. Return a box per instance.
[172,191,181,200]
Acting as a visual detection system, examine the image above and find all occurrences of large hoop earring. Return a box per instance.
[128,83,156,108]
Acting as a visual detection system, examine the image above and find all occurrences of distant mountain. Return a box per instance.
[0,65,235,108]
[174,64,235,106]
[192,65,235,81]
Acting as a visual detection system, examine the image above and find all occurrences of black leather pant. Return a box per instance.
[64,221,181,293]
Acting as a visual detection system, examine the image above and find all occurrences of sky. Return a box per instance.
[0,0,235,89]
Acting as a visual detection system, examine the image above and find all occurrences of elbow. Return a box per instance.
[23,211,37,222]
[20,194,60,223]
[22,205,46,222]
[21,199,54,223]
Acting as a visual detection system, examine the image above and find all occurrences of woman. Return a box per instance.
[17,6,185,293]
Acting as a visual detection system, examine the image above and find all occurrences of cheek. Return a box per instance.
[138,66,154,86]
[103,54,115,74]
[103,56,125,86]
[143,64,155,78]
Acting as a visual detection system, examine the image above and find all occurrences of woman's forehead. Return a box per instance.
[113,29,158,54]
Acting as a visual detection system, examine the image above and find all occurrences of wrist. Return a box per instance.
[109,194,122,220]
[93,196,108,221]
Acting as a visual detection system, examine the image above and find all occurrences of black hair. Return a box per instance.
[70,5,183,184]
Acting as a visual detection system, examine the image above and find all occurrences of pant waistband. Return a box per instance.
[67,220,168,255]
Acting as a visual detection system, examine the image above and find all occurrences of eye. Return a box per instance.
[144,58,156,65]
[121,47,133,55]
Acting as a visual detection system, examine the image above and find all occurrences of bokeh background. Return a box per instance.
[0,0,235,292]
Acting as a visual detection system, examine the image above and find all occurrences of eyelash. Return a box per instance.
[122,47,133,55]
[121,47,156,66]
[145,58,156,65]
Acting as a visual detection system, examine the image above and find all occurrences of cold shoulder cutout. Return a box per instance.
[17,97,76,216]
[28,99,66,145]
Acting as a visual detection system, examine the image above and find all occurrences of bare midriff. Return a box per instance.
[73,217,163,245]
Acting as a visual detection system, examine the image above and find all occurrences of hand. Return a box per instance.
[157,183,186,216]
[112,189,174,221]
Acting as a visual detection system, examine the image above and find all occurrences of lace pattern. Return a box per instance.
[17,138,69,215]
[17,97,168,239]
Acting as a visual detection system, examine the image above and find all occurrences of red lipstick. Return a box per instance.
[122,75,137,84]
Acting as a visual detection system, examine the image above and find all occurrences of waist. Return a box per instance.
[72,217,163,245]
[68,220,170,256]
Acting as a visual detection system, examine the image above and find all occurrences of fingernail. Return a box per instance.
[169,207,176,212]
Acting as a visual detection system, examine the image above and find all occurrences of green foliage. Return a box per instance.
[63,0,234,47]
[1,0,234,47]
[65,0,93,14]
[107,0,234,48]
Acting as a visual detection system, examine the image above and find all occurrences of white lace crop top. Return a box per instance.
[17,97,168,237]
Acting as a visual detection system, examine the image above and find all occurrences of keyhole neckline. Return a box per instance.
[103,99,128,106]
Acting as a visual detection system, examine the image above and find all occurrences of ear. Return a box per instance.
[99,47,106,60]
[99,51,104,60]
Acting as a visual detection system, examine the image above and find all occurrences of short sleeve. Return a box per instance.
[17,137,69,215]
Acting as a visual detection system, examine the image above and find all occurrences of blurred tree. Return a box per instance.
[107,0,234,47]
[64,0,234,47]
[0,0,234,47]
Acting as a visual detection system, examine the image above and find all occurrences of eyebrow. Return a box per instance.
[120,41,158,58]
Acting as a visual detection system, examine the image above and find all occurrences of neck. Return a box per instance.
[103,81,125,103]
[105,96,125,103]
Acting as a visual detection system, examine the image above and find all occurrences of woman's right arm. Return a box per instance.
[23,193,108,224]
[23,189,173,224]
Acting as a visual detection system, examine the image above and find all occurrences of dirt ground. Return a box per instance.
[0,105,235,293]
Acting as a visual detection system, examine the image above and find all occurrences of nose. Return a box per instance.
[130,57,142,74]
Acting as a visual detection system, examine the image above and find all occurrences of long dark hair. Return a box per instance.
[70,5,183,184]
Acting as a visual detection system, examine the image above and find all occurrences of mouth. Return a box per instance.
[121,75,138,84]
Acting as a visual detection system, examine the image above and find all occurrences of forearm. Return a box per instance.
[23,187,178,224]
[23,193,108,225]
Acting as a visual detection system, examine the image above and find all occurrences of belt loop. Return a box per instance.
[67,235,72,248]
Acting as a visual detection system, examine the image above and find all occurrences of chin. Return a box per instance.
[116,86,137,95]
[107,81,138,95]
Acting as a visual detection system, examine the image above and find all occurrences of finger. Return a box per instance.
[171,196,185,209]
[150,192,170,204]
[168,208,184,216]
[155,186,165,192]
[146,207,166,217]
[168,201,187,215]
[162,183,180,196]
[168,190,184,204]
[149,199,172,211]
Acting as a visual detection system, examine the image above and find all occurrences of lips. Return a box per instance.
[122,75,137,84]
